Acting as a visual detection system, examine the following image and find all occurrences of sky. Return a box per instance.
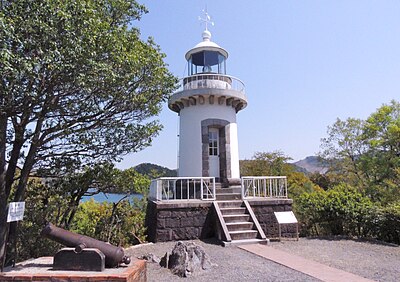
[117,0,400,170]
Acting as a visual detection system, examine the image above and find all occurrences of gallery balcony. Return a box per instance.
[169,74,248,113]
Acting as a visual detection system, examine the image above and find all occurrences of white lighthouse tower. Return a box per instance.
[169,20,248,186]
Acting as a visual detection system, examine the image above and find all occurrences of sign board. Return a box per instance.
[274,211,299,241]
[7,202,25,222]
[274,211,298,224]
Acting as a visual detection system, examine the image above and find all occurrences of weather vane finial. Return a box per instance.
[198,7,214,31]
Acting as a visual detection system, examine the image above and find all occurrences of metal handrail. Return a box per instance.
[241,176,288,199]
[149,177,216,201]
[176,74,245,92]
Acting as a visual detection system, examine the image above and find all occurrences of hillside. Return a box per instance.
[293,156,328,174]
[134,156,328,178]
[134,163,177,178]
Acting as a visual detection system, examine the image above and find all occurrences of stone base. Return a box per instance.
[0,256,146,282]
[145,200,214,242]
[145,198,295,242]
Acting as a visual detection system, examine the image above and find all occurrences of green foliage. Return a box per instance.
[295,185,400,244]
[38,163,150,228]
[0,0,177,261]
[288,171,323,199]
[71,198,147,246]
[134,163,177,178]
[14,165,149,261]
[296,185,374,236]
[240,151,322,199]
[16,179,68,260]
[240,151,293,176]
[320,100,400,204]
[309,172,332,190]
[366,202,400,245]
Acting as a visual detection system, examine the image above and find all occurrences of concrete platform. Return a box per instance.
[0,256,146,282]
[239,244,374,282]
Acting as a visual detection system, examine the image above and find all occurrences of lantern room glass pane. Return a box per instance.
[188,51,226,75]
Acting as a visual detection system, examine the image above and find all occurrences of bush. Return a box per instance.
[16,180,69,261]
[369,202,400,245]
[295,185,400,244]
[70,198,147,247]
[295,184,374,237]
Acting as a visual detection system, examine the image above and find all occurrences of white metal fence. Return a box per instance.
[149,177,216,201]
[241,176,287,199]
[179,74,245,92]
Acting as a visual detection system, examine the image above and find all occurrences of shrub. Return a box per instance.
[71,198,147,246]
[371,202,400,245]
[295,184,374,237]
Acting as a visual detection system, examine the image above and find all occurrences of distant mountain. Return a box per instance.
[292,156,329,174]
[134,163,177,178]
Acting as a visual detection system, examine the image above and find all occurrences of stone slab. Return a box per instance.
[0,256,146,282]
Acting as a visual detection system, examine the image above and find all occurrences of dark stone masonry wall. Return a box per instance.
[145,199,296,242]
[248,199,297,239]
[146,201,215,242]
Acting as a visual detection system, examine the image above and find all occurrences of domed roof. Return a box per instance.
[185,30,228,60]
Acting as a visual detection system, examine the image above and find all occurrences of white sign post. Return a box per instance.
[2,202,25,272]
[274,211,299,241]
[7,202,25,222]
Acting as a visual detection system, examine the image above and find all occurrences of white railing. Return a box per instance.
[179,74,245,93]
[241,176,287,199]
[149,177,216,201]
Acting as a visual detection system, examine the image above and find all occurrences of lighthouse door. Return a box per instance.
[208,128,220,178]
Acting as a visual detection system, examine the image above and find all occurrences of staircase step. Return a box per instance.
[223,238,269,247]
[216,187,242,194]
[223,214,250,223]
[216,193,242,201]
[217,201,243,208]
[226,222,255,231]
[220,207,247,215]
[229,230,258,240]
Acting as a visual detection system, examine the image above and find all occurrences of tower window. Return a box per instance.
[208,129,219,156]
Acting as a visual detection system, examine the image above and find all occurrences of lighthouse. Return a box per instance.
[147,15,293,245]
[169,24,248,186]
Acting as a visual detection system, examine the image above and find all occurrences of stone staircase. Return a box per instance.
[215,184,242,201]
[214,184,268,246]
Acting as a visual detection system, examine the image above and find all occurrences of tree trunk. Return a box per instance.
[0,113,9,266]
[0,197,9,269]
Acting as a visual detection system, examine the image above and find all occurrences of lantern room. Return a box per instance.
[186,30,228,75]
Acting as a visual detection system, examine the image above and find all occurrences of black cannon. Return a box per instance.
[41,222,130,271]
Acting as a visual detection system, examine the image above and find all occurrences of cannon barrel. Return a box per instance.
[41,223,130,268]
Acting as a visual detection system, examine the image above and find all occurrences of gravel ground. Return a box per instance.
[270,237,400,282]
[126,237,399,282]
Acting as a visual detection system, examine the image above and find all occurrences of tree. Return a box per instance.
[0,0,177,263]
[320,117,367,187]
[240,151,293,176]
[16,165,150,261]
[362,100,400,202]
[240,151,321,200]
[37,163,150,229]
[320,100,400,202]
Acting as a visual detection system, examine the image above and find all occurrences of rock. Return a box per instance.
[160,251,170,268]
[138,253,160,264]
[162,241,213,277]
